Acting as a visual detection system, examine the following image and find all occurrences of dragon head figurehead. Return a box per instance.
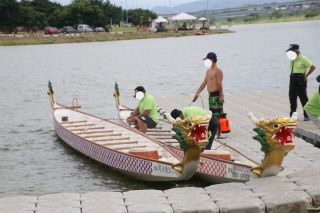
[167,114,210,175]
[173,115,210,150]
[248,112,298,177]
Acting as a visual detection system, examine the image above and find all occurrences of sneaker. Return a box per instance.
[303,117,310,121]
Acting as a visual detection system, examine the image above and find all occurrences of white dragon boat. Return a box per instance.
[47,82,203,182]
[113,83,258,183]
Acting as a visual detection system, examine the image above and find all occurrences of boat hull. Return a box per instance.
[54,118,188,182]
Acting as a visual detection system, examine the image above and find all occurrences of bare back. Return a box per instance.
[205,66,223,93]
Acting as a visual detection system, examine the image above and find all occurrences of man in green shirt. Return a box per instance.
[127,86,158,133]
[304,75,320,128]
[170,106,217,150]
[286,44,316,121]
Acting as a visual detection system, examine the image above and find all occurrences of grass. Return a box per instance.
[0,29,232,46]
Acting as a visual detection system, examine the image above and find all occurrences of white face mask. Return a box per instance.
[287,51,297,60]
[135,91,144,100]
[204,59,212,68]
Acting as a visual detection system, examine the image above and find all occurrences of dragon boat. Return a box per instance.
[47,82,205,182]
[113,83,258,183]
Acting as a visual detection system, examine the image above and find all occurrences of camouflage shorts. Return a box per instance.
[208,93,223,116]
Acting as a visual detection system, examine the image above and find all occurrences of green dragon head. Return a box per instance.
[171,115,210,150]
[248,112,298,177]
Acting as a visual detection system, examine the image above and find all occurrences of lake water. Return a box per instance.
[0,21,319,197]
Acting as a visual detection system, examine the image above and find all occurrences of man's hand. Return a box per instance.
[304,76,308,82]
[219,95,224,104]
[193,94,199,102]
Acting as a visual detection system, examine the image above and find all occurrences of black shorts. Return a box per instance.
[138,115,157,128]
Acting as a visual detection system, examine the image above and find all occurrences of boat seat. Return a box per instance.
[61,120,86,124]
[64,123,95,128]
[78,130,113,135]
[83,134,121,139]
[114,145,147,151]
[202,150,231,161]
[69,127,104,132]
[92,137,130,142]
[103,141,138,146]
[129,148,159,160]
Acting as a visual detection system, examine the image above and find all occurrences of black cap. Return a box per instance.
[317,75,320,83]
[286,44,299,52]
[171,109,182,119]
[134,86,146,98]
[134,86,146,93]
[203,52,217,62]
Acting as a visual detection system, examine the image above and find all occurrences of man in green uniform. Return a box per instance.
[304,75,320,128]
[286,44,316,121]
[127,86,159,133]
[170,106,216,150]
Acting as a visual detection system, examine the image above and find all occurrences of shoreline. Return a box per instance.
[0,29,231,46]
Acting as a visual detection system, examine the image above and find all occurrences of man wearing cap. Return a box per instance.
[127,86,158,133]
[193,51,224,150]
[304,75,320,128]
[286,44,316,121]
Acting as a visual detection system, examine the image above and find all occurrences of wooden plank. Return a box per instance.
[103,141,138,146]
[61,120,86,124]
[147,133,173,137]
[164,141,179,144]
[83,134,121,139]
[78,130,113,135]
[64,123,95,128]
[114,145,147,151]
[146,129,171,133]
[70,127,104,131]
[92,137,130,142]
[155,137,174,140]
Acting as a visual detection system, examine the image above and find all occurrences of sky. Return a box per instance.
[54,0,196,9]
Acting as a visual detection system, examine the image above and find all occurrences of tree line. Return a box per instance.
[0,0,157,32]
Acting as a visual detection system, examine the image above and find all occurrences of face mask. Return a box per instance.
[135,91,144,100]
[204,59,212,68]
[287,51,297,60]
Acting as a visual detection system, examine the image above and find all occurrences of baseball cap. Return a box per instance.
[203,52,217,61]
[134,86,145,93]
[286,44,299,52]
[170,109,182,119]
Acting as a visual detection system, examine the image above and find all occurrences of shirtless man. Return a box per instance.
[193,52,224,150]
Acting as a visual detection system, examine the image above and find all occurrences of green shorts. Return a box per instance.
[208,91,223,116]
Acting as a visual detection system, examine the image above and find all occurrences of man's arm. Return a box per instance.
[217,69,224,103]
[127,107,140,120]
[193,73,207,101]
[141,109,151,116]
[305,65,316,81]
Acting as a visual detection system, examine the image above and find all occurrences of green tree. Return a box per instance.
[127,8,157,25]
[243,13,259,22]
[269,10,283,19]
[0,0,19,32]
[18,0,47,29]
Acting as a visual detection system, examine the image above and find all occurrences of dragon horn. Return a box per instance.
[248,112,258,124]
[291,112,298,120]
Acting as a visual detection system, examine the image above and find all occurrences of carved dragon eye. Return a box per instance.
[188,122,193,127]
[273,124,279,128]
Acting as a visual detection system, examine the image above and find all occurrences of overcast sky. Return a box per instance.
[54,0,196,9]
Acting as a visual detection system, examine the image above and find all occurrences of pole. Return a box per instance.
[126,0,128,25]
[206,0,209,22]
